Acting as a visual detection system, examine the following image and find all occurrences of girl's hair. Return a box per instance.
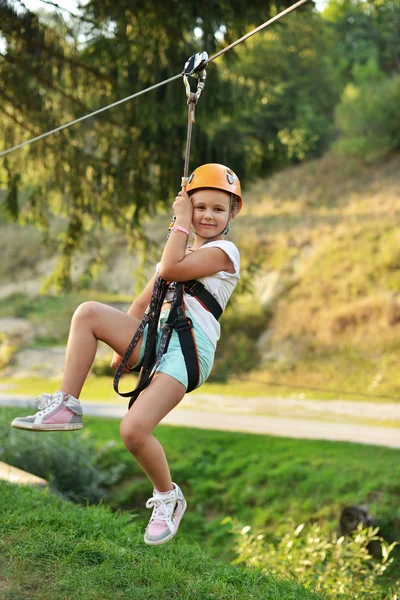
[230,194,241,216]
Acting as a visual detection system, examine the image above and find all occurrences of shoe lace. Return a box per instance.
[146,494,176,523]
[34,393,55,411]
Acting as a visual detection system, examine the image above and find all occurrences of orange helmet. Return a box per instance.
[186,163,242,212]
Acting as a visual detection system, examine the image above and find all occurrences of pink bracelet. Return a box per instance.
[170,225,189,236]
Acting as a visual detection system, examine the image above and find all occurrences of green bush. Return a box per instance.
[229,518,399,600]
[0,414,123,504]
[91,352,116,377]
[211,298,272,381]
[334,61,400,162]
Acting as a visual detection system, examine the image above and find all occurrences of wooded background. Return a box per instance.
[1,0,399,289]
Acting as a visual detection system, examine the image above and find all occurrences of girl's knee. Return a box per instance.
[120,417,150,453]
[72,301,102,324]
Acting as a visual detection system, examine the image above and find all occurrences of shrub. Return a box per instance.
[0,413,123,504]
[210,298,272,381]
[229,518,399,600]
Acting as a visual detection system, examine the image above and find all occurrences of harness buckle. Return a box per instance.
[173,315,193,332]
[184,280,202,296]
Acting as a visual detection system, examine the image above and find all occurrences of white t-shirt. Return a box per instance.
[156,240,240,348]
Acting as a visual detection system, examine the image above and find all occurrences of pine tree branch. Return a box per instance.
[0,104,39,136]
[36,0,98,27]
[5,54,123,129]
[2,2,116,84]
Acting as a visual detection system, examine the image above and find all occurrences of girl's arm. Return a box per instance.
[159,191,233,282]
[159,246,233,282]
[126,273,157,319]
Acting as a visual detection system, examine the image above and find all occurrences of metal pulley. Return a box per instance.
[183,51,208,102]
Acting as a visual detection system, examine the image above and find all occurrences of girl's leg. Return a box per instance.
[119,372,186,492]
[61,301,144,399]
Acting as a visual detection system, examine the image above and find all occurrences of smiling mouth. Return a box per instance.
[200,223,215,227]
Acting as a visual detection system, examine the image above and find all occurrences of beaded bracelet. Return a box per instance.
[170,225,189,236]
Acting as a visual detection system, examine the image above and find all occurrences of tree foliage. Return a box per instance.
[1,0,311,288]
[3,0,399,288]
[323,0,400,78]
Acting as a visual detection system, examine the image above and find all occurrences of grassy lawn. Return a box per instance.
[0,482,324,600]
[2,407,399,575]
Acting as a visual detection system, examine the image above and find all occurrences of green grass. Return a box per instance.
[86,417,400,562]
[0,482,324,600]
[2,407,399,570]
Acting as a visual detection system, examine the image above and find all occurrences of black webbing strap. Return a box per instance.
[183,279,223,320]
[169,283,200,393]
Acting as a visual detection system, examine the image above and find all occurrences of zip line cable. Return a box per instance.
[0,0,309,159]
[0,73,183,158]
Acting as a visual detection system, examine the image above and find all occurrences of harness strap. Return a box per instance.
[184,279,222,320]
[170,284,200,393]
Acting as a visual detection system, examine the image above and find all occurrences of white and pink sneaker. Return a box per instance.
[144,482,187,546]
[11,391,83,431]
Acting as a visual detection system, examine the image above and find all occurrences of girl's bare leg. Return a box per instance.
[60,301,144,399]
[120,373,186,492]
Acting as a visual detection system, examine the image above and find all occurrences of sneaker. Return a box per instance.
[11,391,83,431]
[144,482,187,546]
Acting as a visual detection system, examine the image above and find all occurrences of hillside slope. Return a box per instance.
[237,151,400,399]
[1,481,323,600]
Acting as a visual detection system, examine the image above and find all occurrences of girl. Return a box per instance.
[12,163,242,546]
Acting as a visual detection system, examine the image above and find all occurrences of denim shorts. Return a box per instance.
[131,309,215,389]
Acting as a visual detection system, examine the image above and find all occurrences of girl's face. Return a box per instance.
[190,189,233,240]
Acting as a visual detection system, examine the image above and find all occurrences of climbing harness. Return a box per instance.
[113,277,223,408]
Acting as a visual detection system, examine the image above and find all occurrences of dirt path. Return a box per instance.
[1,395,399,449]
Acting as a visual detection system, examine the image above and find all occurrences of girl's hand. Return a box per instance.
[111,353,130,374]
[172,189,193,221]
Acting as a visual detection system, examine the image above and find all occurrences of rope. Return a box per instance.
[182,95,197,187]
[0,0,310,159]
